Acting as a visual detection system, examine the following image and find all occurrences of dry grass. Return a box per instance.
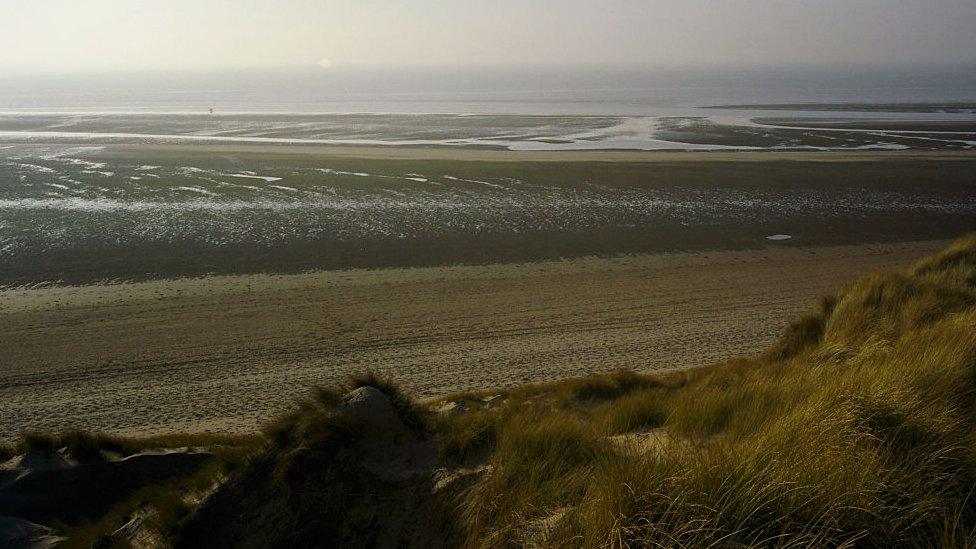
[594,387,669,435]
[262,370,424,453]
[38,434,261,549]
[10,430,261,463]
[433,370,667,463]
[57,459,236,549]
[433,234,976,547]
[0,430,261,548]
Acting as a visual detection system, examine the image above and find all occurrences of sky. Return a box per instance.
[2,0,975,73]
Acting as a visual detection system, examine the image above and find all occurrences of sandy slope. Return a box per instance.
[0,240,947,441]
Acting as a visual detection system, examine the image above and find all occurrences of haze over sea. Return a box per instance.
[2,65,976,115]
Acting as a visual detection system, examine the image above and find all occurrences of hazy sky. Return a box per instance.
[3,0,975,72]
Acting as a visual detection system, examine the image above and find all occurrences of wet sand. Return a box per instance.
[754,118,976,133]
[4,146,975,286]
[0,240,947,442]
[103,144,976,162]
[706,103,976,113]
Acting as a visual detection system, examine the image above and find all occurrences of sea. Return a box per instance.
[1,64,975,115]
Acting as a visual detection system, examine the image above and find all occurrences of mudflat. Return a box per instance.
[754,118,976,133]
[0,240,946,442]
[3,146,975,286]
[107,144,976,162]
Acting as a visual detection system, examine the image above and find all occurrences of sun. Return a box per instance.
[317,57,333,69]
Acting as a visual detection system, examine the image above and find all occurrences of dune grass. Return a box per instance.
[8,430,261,463]
[57,458,238,549]
[37,434,261,549]
[430,234,976,546]
[0,430,261,548]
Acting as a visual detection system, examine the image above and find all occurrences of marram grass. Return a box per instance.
[445,234,976,547]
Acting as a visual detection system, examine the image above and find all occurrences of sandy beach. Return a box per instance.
[0,239,946,442]
[1,143,974,441]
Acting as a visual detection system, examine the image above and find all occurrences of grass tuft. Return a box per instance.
[347,370,427,431]
[595,387,668,434]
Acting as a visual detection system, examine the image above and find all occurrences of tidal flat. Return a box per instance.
[1,143,975,286]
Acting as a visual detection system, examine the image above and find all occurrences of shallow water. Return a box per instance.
[0,112,973,151]
[1,144,975,285]
[1,66,975,151]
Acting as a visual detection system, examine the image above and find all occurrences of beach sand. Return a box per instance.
[0,240,947,442]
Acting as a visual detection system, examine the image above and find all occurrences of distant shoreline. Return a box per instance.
[753,118,976,133]
[705,102,976,113]
[83,143,976,162]
[2,105,974,151]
